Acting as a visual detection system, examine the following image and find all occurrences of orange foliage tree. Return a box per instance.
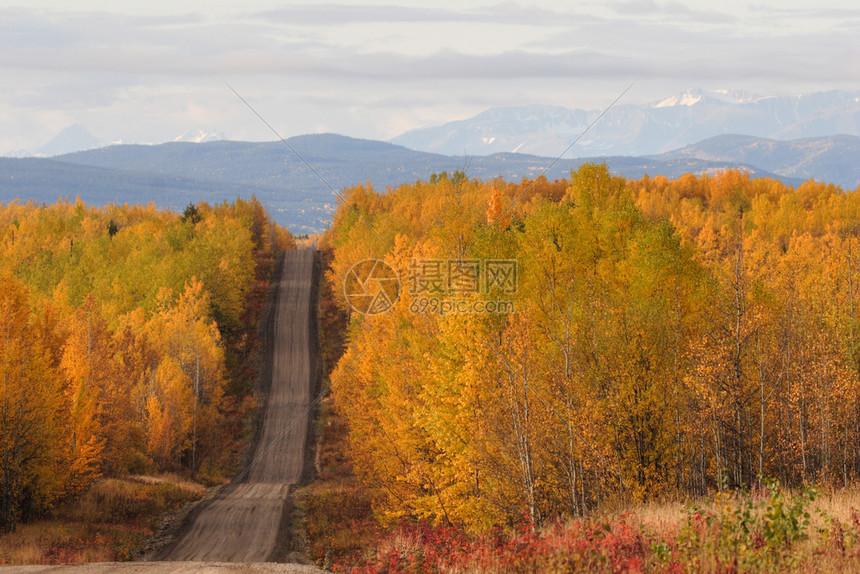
[325,164,860,532]
[0,197,292,530]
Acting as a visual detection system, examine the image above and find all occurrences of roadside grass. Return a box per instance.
[0,475,205,565]
[297,244,376,568]
[295,396,380,570]
[336,483,860,573]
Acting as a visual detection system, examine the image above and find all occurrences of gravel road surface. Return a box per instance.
[162,248,317,562]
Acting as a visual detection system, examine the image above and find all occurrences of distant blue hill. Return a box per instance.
[655,134,859,190]
[0,134,820,233]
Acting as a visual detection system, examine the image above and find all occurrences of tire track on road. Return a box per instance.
[162,248,317,563]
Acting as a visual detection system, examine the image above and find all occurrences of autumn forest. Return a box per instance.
[0,198,292,533]
[5,163,860,569]
[323,165,860,532]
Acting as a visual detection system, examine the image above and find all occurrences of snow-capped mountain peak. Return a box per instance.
[390,88,860,158]
[709,89,763,104]
[174,129,224,143]
[653,89,704,108]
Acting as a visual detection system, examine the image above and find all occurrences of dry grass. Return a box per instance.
[342,486,860,574]
[812,486,860,522]
[0,474,205,565]
[295,396,380,569]
[126,473,207,494]
[629,484,860,533]
[630,498,687,528]
[624,485,860,572]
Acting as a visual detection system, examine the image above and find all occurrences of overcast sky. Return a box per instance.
[1,0,858,153]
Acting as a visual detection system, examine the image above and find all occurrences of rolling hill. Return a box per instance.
[655,134,860,190]
[0,133,838,233]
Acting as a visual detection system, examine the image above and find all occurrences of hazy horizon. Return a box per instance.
[2,0,858,154]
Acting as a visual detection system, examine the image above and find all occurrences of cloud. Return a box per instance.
[609,0,737,23]
[0,1,856,152]
[254,2,598,27]
[2,3,852,85]
[747,3,860,19]
[0,2,847,82]
[330,49,640,80]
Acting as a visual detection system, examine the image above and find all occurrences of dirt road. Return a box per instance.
[159,247,318,563]
[6,563,322,573]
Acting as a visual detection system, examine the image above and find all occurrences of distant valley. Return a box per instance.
[0,131,856,233]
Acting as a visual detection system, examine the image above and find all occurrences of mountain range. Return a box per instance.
[391,89,860,158]
[0,131,855,233]
[4,125,226,158]
[655,134,859,190]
